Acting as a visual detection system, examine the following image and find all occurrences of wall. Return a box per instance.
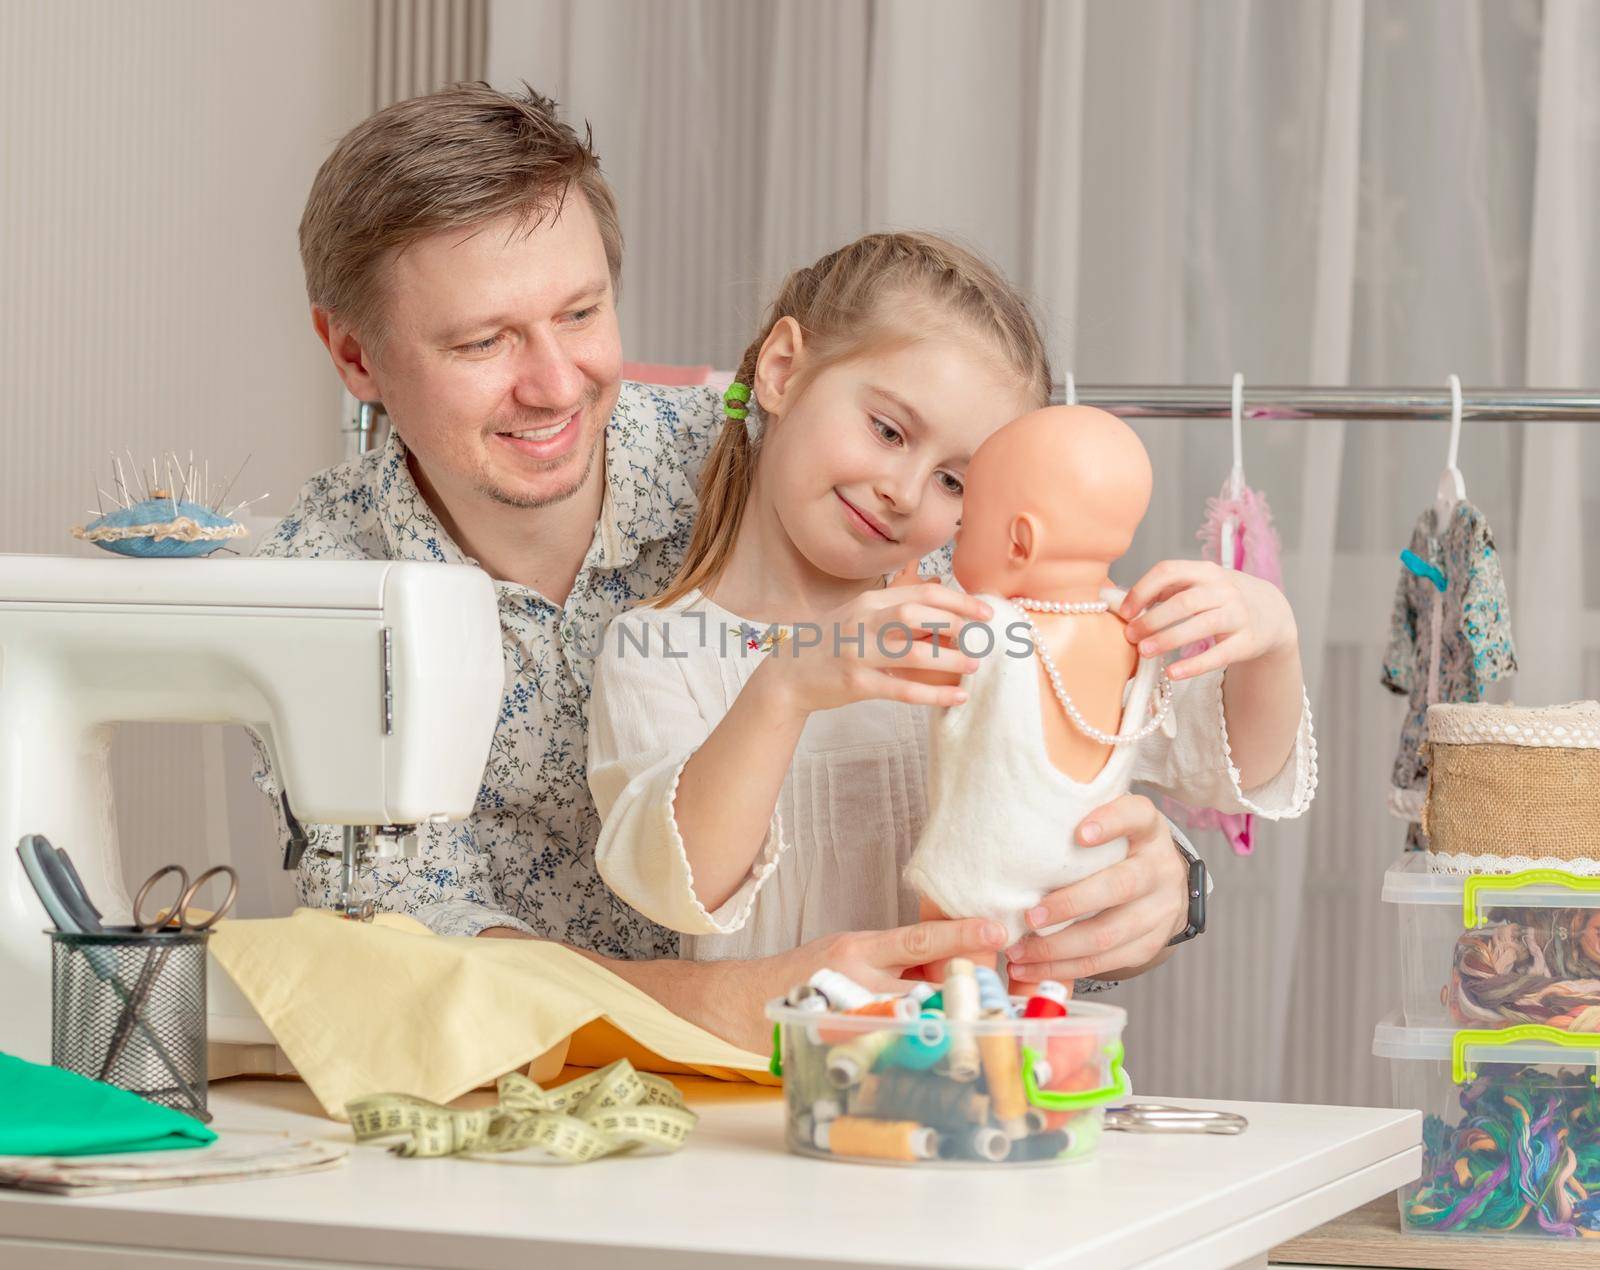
[0,1,375,915]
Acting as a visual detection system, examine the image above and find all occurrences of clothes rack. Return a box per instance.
[1049,385,1600,422]
[345,386,1600,458]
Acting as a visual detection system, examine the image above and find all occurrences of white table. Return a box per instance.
[0,1079,1419,1270]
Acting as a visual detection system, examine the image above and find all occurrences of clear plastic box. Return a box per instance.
[1384,856,1600,1030]
[765,994,1127,1167]
[1373,1014,1600,1238]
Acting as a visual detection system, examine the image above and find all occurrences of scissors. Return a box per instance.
[15,837,215,1114]
[97,863,238,1090]
[1106,1102,1249,1135]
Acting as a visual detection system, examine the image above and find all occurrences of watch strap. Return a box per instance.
[1164,818,1207,946]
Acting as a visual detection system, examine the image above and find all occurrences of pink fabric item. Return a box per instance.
[622,362,715,386]
[1161,480,1284,855]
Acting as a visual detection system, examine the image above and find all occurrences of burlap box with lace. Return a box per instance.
[1422,700,1600,870]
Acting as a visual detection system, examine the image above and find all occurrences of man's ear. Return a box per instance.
[752,316,805,417]
[1008,513,1040,564]
[311,306,382,402]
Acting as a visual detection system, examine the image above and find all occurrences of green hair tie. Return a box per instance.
[723,381,751,421]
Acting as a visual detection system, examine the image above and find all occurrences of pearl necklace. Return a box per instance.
[1013,598,1110,615]
[1012,597,1173,747]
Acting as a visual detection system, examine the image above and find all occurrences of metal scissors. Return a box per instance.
[1106,1102,1249,1135]
[131,863,239,935]
[98,863,238,1089]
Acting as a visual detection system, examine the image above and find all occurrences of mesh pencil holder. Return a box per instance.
[49,928,211,1121]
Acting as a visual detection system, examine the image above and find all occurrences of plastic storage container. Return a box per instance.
[1384,857,1600,1031]
[766,992,1127,1167]
[1374,1014,1600,1238]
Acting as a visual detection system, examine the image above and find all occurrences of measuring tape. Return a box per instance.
[346,1059,698,1163]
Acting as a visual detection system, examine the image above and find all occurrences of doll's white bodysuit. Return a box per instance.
[904,593,1167,944]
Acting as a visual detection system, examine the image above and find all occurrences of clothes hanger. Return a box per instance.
[1435,372,1467,525]
[1228,371,1246,500]
[1219,372,1245,569]
[1400,373,1466,594]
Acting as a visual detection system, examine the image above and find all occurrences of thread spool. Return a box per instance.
[977,1010,1028,1139]
[781,1024,832,1108]
[814,995,919,1046]
[921,990,943,1012]
[809,968,877,1012]
[825,1027,898,1088]
[885,1009,950,1071]
[1010,1129,1072,1162]
[785,983,829,1012]
[1026,1106,1077,1134]
[815,1116,938,1162]
[849,1069,990,1130]
[906,981,938,1008]
[938,1124,1012,1163]
[1047,1037,1099,1089]
[1022,980,1070,1019]
[811,1096,842,1123]
[1062,1114,1101,1159]
[942,959,982,1082]
[973,965,1009,1014]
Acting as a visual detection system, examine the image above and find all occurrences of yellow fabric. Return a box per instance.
[209,908,772,1120]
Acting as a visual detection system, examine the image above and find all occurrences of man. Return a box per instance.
[258,83,1201,1051]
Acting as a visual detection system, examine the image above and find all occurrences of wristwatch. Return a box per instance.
[1164,817,1208,946]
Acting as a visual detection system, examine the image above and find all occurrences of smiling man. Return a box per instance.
[255,83,1196,1050]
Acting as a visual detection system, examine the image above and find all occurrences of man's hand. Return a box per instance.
[696,916,1008,1051]
[786,915,1010,993]
[1004,793,1188,983]
[480,914,1008,1055]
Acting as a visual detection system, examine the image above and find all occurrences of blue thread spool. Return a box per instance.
[973,965,1009,1014]
[886,1009,950,1071]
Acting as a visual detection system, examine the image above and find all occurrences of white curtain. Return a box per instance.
[491,0,1600,1107]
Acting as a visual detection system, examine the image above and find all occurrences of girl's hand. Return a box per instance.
[1117,560,1297,681]
[758,580,991,719]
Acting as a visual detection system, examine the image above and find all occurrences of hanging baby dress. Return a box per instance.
[1162,478,1284,855]
[1381,499,1517,850]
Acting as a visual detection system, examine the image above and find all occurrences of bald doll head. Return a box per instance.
[951,405,1152,596]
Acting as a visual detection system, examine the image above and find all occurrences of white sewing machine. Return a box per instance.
[0,554,503,1065]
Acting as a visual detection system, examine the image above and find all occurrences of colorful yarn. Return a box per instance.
[1406,1067,1600,1236]
[1450,911,1600,1031]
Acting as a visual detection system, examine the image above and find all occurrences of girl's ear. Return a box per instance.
[1008,513,1040,565]
[753,316,806,416]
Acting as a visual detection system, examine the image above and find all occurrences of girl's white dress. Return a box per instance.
[587,590,1316,962]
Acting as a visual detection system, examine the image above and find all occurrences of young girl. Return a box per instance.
[586,231,1315,972]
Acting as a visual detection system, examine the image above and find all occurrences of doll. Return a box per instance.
[904,406,1171,943]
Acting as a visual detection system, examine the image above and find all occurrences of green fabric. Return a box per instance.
[0,1052,216,1155]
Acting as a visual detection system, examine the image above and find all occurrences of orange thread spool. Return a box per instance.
[814,996,917,1046]
[816,1116,938,1162]
[1046,1033,1097,1083]
[977,1011,1029,1138]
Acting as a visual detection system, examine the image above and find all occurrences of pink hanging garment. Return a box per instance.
[1161,480,1284,855]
